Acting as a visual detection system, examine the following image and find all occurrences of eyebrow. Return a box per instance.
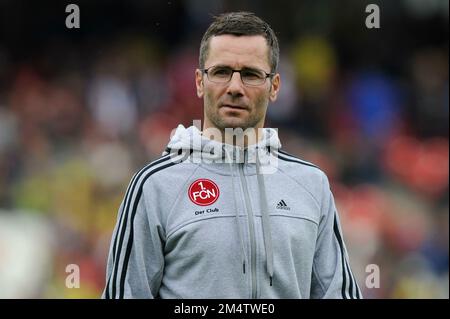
[210,64,266,72]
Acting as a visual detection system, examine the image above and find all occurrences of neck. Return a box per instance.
[202,126,263,148]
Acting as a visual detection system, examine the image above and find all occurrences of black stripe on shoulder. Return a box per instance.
[111,154,171,263]
[276,149,321,170]
[333,210,361,299]
[165,147,189,156]
[107,154,173,299]
[118,159,181,298]
[107,153,179,299]
[112,154,172,262]
[345,257,362,299]
[345,258,354,298]
[333,213,348,299]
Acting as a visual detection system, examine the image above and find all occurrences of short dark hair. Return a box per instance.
[199,12,279,73]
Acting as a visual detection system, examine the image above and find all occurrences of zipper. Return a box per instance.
[238,163,257,299]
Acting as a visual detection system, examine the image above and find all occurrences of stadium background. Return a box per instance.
[0,0,448,298]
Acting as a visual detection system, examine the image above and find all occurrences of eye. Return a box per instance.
[242,69,264,80]
[210,67,232,77]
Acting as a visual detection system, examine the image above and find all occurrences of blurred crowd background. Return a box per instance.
[0,0,448,298]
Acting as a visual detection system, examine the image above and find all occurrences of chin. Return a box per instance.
[220,118,249,130]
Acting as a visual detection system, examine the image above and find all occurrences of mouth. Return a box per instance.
[221,104,248,110]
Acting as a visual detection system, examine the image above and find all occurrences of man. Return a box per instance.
[103,11,361,299]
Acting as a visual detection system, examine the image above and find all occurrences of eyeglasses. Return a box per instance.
[201,65,274,86]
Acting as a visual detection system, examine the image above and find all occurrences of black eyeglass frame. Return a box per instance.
[200,66,275,86]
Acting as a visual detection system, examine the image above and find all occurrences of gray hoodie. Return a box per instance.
[103,125,362,299]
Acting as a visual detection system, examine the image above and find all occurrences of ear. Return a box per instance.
[269,73,280,102]
[195,69,204,98]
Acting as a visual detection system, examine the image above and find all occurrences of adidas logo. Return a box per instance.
[276,200,291,210]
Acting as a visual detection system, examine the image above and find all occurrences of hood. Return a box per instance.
[163,124,281,167]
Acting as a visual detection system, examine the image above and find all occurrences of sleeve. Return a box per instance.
[310,173,362,299]
[102,176,165,299]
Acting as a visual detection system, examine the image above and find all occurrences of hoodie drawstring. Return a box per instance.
[256,148,274,286]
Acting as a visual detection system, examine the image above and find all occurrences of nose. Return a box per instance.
[226,71,245,98]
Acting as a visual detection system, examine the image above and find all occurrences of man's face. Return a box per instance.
[195,35,280,132]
